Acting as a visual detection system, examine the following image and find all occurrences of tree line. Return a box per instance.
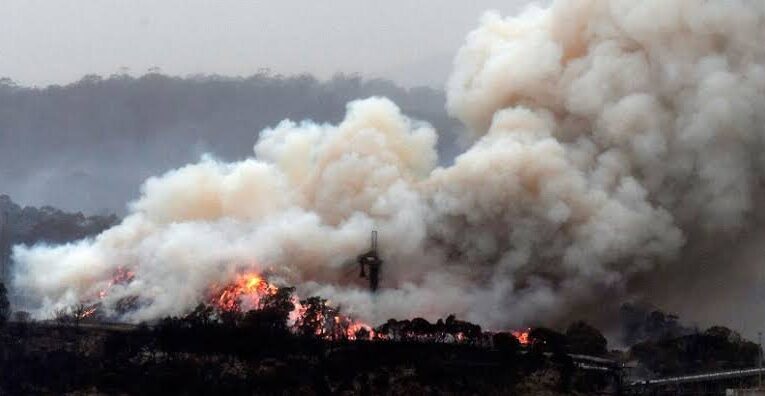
[0,72,461,214]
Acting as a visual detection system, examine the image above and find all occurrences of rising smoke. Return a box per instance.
[11,0,765,329]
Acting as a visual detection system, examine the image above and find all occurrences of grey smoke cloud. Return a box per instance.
[11,0,765,331]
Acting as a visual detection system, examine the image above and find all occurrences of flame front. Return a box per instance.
[210,272,374,341]
[213,272,278,312]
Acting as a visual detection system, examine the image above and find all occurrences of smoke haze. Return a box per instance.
[0,74,461,214]
[0,1,534,88]
[11,0,765,334]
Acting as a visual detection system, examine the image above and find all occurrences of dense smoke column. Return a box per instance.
[440,0,765,327]
[10,0,765,329]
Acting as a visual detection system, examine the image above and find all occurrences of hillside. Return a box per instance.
[0,74,461,214]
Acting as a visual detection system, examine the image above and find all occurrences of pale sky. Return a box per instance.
[0,1,537,88]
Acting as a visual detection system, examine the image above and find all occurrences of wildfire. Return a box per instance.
[97,267,135,299]
[210,272,375,341]
[79,268,515,347]
[212,272,279,312]
[59,267,137,321]
[347,321,375,340]
[512,329,531,345]
[77,305,99,319]
[333,314,375,340]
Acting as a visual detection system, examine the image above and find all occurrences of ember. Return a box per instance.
[512,329,530,345]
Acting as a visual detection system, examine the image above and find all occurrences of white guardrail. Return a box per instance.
[632,368,765,386]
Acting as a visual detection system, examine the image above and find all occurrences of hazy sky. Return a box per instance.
[0,1,536,88]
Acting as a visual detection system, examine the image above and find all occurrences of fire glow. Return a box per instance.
[80,270,530,346]
[97,267,135,299]
[212,272,278,312]
[77,305,99,320]
[210,272,375,340]
[512,329,530,345]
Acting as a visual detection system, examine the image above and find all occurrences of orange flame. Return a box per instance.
[212,272,278,312]
[512,328,531,345]
[211,272,375,341]
[333,314,375,340]
[96,267,135,299]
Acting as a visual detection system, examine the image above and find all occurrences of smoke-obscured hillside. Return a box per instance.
[0,73,461,214]
[0,194,117,281]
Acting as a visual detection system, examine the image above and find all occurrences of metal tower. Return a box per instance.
[357,230,382,292]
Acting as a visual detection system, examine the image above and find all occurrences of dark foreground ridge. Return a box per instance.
[0,318,619,395]
[1,293,762,395]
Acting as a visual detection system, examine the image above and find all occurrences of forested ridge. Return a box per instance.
[0,73,460,214]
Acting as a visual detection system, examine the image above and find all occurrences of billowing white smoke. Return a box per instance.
[12,0,765,328]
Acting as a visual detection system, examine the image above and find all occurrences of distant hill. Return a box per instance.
[0,195,118,281]
[0,73,462,214]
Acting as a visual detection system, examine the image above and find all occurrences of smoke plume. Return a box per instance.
[11,0,765,329]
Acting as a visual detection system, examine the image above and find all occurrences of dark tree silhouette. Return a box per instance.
[0,281,9,326]
[529,327,568,355]
[184,303,216,328]
[260,286,295,327]
[13,310,30,322]
[620,303,690,344]
[354,327,371,341]
[630,325,760,376]
[566,321,607,356]
[443,314,482,343]
[408,317,435,340]
[493,332,521,355]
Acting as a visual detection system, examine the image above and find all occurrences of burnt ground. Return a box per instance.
[0,321,619,395]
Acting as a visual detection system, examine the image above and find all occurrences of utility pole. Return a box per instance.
[757,331,764,389]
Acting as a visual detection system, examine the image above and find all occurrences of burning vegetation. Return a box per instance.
[3,274,763,395]
[211,272,278,312]
[77,268,530,345]
[5,0,765,392]
[50,229,520,346]
[96,267,135,300]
